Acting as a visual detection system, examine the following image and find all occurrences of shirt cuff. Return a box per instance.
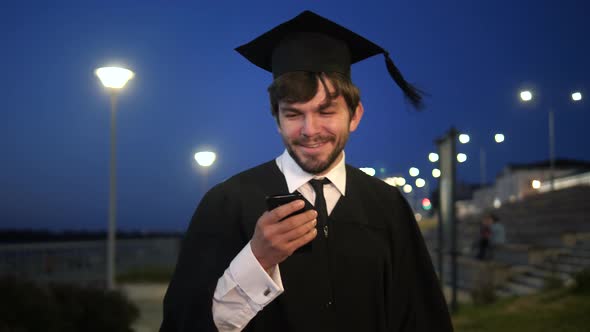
[229,241,284,305]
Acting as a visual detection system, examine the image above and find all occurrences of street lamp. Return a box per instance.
[458,134,470,144]
[432,168,441,178]
[519,89,582,190]
[95,66,134,290]
[194,151,217,193]
[359,167,376,176]
[456,153,467,163]
[459,132,505,186]
[428,152,439,162]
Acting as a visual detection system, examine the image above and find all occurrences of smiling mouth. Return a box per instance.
[301,142,325,148]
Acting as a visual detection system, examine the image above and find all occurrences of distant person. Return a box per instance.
[160,10,453,332]
[490,213,506,247]
[476,212,503,260]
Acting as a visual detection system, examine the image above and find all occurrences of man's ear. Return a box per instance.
[349,101,364,132]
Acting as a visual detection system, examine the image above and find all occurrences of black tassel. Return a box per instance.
[383,52,424,110]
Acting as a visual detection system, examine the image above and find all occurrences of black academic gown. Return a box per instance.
[160,161,453,332]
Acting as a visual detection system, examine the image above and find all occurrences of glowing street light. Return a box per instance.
[479,134,505,186]
[194,150,217,194]
[520,90,533,101]
[531,179,541,189]
[96,67,135,89]
[409,167,420,177]
[395,177,407,186]
[194,151,216,167]
[403,184,413,193]
[428,152,439,162]
[359,167,376,176]
[432,168,441,178]
[519,88,583,190]
[572,92,582,101]
[457,153,467,163]
[416,178,426,188]
[95,66,134,290]
[458,134,470,144]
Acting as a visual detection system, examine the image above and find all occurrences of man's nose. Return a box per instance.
[301,115,320,136]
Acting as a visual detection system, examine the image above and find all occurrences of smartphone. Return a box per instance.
[265,192,312,253]
[265,192,308,220]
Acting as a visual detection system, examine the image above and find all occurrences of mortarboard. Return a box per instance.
[235,10,423,108]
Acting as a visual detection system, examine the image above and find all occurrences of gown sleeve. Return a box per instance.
[160,183,246,332]
[389,188,454,332]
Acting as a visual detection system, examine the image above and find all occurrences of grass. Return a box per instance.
[452,287,590,332]
[117,266,174,283]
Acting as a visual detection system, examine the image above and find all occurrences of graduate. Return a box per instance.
[160,10,453,332]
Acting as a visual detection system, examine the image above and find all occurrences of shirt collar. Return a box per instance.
[276,150,347,196]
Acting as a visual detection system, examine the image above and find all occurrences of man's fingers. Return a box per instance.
[284,218,317,242]
[267,199,306,223]
[288,227,317,253]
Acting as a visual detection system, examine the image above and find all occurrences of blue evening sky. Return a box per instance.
[1,0,588,231]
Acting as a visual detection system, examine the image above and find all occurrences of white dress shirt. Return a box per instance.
[212,150,347,331]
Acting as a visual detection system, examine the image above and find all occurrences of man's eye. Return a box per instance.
[284,113,299,118]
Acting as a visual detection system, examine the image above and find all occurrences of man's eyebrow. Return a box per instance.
[279,106,303,113]
[318,98,335,111]
[279,98,335,113]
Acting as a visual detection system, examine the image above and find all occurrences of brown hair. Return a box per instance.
[267,72,361,121]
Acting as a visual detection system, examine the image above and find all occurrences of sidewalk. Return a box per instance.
[120,283,168,332]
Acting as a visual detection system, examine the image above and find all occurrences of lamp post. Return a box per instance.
[194,151,217,194]
[457,133,504,186]
[519,90,582,190]
[95,66,134,290]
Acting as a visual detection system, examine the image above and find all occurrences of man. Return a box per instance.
[160,10,453,332]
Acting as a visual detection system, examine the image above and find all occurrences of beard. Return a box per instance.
[284,132,348,175]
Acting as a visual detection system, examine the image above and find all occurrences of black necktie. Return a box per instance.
[309,178,331,238]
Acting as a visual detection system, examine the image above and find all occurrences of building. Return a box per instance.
[458,159,590,217]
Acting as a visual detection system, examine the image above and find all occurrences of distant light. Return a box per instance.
[531,179,541,189]
[572,92,582,101]
[520,90,533,101]
[95,67,134,89]
[409,167,420,177]
[360,167,376,176]
[428,152,439,162]
[421,198,432,211]
[416,178,426,188]
[395,177,407,186]
[432,168,441,178]
[403,184,413,193]
[194,151,216,167]
[380,167,387,174]
[384,177,397,186]
[414,213,423,222]
[459,134,470,144]
[457,153,467,163]
[493,198,502,208]
[495,133,505,143]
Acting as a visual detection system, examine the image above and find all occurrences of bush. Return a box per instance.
[572,268,590,294]
[542,275,563,291]
[0,276,139,332]
[470,264,498,305]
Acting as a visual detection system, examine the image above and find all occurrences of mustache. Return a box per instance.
[293,135,335,146]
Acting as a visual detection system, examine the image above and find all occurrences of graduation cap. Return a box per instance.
[235,10,423,108]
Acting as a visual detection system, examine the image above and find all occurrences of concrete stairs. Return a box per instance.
[496,235,590,297]
[423,185,590,301]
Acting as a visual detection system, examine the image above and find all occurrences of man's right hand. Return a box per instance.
[251,200,317,271]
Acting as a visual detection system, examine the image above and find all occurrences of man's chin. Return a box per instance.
[291,153,328,174]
